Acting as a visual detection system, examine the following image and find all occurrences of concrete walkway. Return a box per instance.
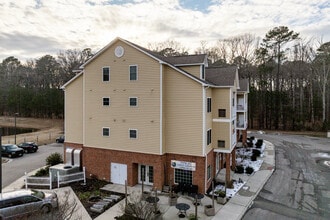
[96,140,275,220]
[2,140,275,220]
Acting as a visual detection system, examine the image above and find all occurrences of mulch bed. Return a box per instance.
[70,178,124,219]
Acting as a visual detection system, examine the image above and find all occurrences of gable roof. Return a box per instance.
[64,37,239,89]
[205,66,238,87]
[238,78,249,92]
[61,70,83,89]
[80,37,210,85]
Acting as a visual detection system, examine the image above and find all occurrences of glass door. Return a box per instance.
[139,164,154,185]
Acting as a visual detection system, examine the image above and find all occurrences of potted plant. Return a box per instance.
[168,176,178,206]
[204,204,215,216]
[168,190,178,206]
[188,213,198,220]
[215,190,227,205]
[204,181,215,216]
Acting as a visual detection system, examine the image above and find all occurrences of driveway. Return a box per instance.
[1,143,64,188]
[243,132,330,220]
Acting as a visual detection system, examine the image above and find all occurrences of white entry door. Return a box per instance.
[138,164,154,185]
[111,163,127,185]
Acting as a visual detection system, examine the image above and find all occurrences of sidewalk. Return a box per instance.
[96,140,275,220]
[2,140,275,220]
[216,140,275,219]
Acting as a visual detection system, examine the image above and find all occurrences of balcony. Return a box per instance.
[237,104,245,111]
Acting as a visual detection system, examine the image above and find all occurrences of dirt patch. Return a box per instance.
[0,116,64,145]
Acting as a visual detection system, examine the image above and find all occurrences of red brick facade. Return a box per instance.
[64,143,215,193]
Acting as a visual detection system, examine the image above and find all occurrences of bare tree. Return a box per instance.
[312,40,330,124]
[147,40,188,57]
[29,189,81,220]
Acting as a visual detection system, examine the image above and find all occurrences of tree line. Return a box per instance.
[0,26,329,131]
[0,48,93,118]
[149,26,330,131]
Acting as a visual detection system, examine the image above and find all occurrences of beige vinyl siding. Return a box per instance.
[212,122,230,150]
[164,66,203,156]
[65,74,83,144]
[83,40,161,154]
[205,88,213,152]
[212,89,230,119]
[180,66,201,79]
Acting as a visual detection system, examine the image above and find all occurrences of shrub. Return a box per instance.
[246,166,254,175]
[46,152,63,166]
[252,149,261,157]
[235,165,244,174]
[34,166,50,177]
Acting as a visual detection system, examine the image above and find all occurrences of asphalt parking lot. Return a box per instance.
[243,132,330,220]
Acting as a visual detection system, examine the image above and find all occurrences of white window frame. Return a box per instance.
[129,97,138,107]
[129,65,138,81]
[207,129,212,145]
[102,66,110,82]
[129,129,138,139]
[200,64,205,79]
[207,97,211,113]
[102,127,110,137]
[207,165,211,181]
[102,97,110,106]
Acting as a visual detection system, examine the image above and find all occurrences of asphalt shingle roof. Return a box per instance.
[205,66,237,86]
[163,54,206,65]
[238,78,249,92]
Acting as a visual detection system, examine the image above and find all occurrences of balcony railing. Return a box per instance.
[237,105,245,111]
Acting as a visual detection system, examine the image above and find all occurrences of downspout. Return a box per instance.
[83,71,86,146]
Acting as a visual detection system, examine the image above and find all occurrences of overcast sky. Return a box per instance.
[1,0,330,62]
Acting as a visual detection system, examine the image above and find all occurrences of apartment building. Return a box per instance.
[62,37,249,193]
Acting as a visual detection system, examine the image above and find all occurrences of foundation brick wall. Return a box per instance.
[206,149,215,191]
[81,146,166,190]
[64,144,215,193]
[165,153,207,193]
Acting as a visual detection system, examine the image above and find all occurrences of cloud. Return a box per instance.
[0,32,62,60]
[0,0,329,61]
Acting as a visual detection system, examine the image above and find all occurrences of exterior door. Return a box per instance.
[111,163,127,185]
[139,164,154,185]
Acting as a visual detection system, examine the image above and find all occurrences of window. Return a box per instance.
[232,92,235,106]
[218,109,226,117]
[201,64,205,79]
[103,97,110,106]
[207,97,211,113]
[129,97,138,107]
[129,65,138,81]
[207,129,212,145]
[103,127,110,137]
[174,169,192,184]
[207,165,211,180]
[232,120,235,134]
[218,140,225,148]
[103,67,110,82]
[129,129,137,139]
